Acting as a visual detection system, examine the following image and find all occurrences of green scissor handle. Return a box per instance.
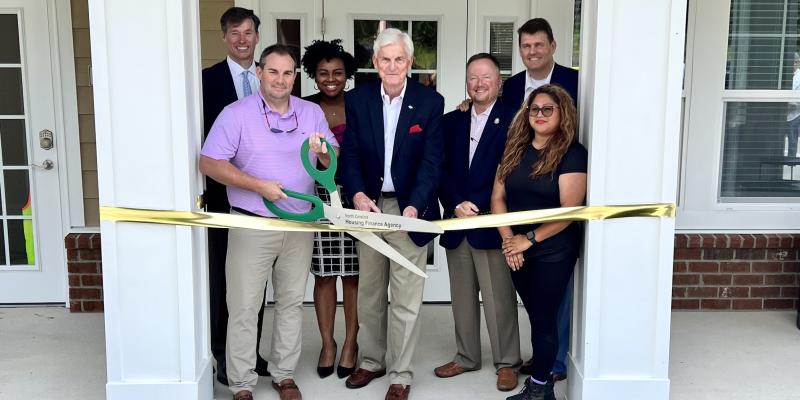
[262,138,338,222]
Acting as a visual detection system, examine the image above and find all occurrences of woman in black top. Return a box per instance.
[300,39,360,379]
[491,84,587,400]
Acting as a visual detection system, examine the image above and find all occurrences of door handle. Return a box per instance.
[31,160,54,170]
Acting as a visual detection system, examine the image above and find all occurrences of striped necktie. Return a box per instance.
[242,71,252,97]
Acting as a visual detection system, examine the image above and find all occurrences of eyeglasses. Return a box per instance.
[528,105,558,117]
[262,100,298,133]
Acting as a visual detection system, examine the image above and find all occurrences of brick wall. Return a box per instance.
[673,234,800,310]
[65,233,103,312]
[65,233,799,312]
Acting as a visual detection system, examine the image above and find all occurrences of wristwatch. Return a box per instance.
[526,230,537,245]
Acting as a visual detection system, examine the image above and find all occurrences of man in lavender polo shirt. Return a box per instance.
[200,44,338,400]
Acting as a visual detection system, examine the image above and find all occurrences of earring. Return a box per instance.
[344,82,351,90]
[314,83,319,91]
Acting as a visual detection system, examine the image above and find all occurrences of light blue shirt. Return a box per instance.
[226,56,259,100]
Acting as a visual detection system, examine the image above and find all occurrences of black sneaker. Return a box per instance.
[506,378,555,400]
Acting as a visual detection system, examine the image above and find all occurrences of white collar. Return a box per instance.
[525,63,555,91]
[471,99,496,119]
[380,80,408,104]
[226,56,257,76]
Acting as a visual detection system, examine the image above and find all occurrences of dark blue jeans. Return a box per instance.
[511,250,577,383]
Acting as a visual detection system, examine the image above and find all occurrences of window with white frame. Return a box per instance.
[352,19,438,91]
[720,0,799,199]
[275,18,303,97]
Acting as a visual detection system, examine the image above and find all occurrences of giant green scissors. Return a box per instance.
[263,138,442,278]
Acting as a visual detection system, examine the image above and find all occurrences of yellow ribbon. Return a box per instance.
[100,203,674,232]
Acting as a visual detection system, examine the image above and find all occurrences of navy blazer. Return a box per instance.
[500,63,579,108]
[439,99,515,250]
[201,60,239,212]
[340,79,444,246]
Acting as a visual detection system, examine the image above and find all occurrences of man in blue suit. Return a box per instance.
[340,28,443,400]
[501,18,578,108]
[502,18,578,382]
[434,53,522,392]
[200,6,270,386]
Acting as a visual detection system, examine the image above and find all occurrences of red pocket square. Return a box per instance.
[409,124,423,134]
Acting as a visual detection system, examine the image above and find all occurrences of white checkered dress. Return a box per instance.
[311,183,359,276]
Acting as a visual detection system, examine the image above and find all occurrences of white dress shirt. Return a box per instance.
[469,100,496,167]
[226,56,259,100]
[380,81,408,192]
[524,63,555,103]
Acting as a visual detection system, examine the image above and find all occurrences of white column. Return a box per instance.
[88,1,211,399]
[568,1,686,400]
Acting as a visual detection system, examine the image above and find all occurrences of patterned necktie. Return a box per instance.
[242,71,252,97]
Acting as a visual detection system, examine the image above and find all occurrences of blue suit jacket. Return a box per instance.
[340,79,444,246]
[500,63,579,108]
[201,60,238,212]
[439,99,515,250]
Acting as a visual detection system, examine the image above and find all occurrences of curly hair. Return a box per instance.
[496,84,578,182]
[301,39,357,79]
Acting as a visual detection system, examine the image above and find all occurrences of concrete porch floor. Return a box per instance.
[0,306,798,400]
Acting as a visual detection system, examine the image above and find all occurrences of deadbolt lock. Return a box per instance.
[40,129,54,150]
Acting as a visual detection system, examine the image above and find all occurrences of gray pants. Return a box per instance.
[446,241,521,371]
[225,224,312,394]
[356,197,428,386]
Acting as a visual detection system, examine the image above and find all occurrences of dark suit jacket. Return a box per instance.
[201,60,239,212]
[501,63,579,108]
[340,79,444,246]
[439,99,514,250]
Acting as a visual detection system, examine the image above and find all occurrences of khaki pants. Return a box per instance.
[357,197,427,386]
[225,223,312,394]
[446,241,521,371]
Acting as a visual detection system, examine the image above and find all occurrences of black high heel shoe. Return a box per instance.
[336,344,358,379]
[317,341,337,378]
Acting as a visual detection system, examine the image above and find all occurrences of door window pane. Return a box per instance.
[353,20,409,68]
[0,68,24,115]
[0,14,21,64]
[411,21,437,70]
[0,220,6,265]
[8,219,33,265]
[0,120,28,166]
[4,170,30,215]
[719,101,800,199]
[353,19,438,92]
[276,19,302,97]
[726,0,800,90]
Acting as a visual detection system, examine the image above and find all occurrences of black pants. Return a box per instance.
[510,249,576,383]
[209,226,267,367]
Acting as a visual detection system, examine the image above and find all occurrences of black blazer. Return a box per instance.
[501,63,579,108]
[439,99,515,250]
[201,60,239,212]
[340,79,444,246]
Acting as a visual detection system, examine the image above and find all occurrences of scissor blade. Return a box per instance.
[350,231,428,278]
[322,205,443,234]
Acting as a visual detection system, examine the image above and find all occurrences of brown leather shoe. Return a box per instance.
[233,390,253,400]
[384,384,411,400]
[271,379,302,400]
[345,368,386,389]
[496,367,518,391]
[434,361,467,378]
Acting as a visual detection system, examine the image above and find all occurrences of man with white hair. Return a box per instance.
[340,28,444,400]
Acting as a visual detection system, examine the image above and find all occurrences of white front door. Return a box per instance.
[254,0,531,301]
[0,0,66,303]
